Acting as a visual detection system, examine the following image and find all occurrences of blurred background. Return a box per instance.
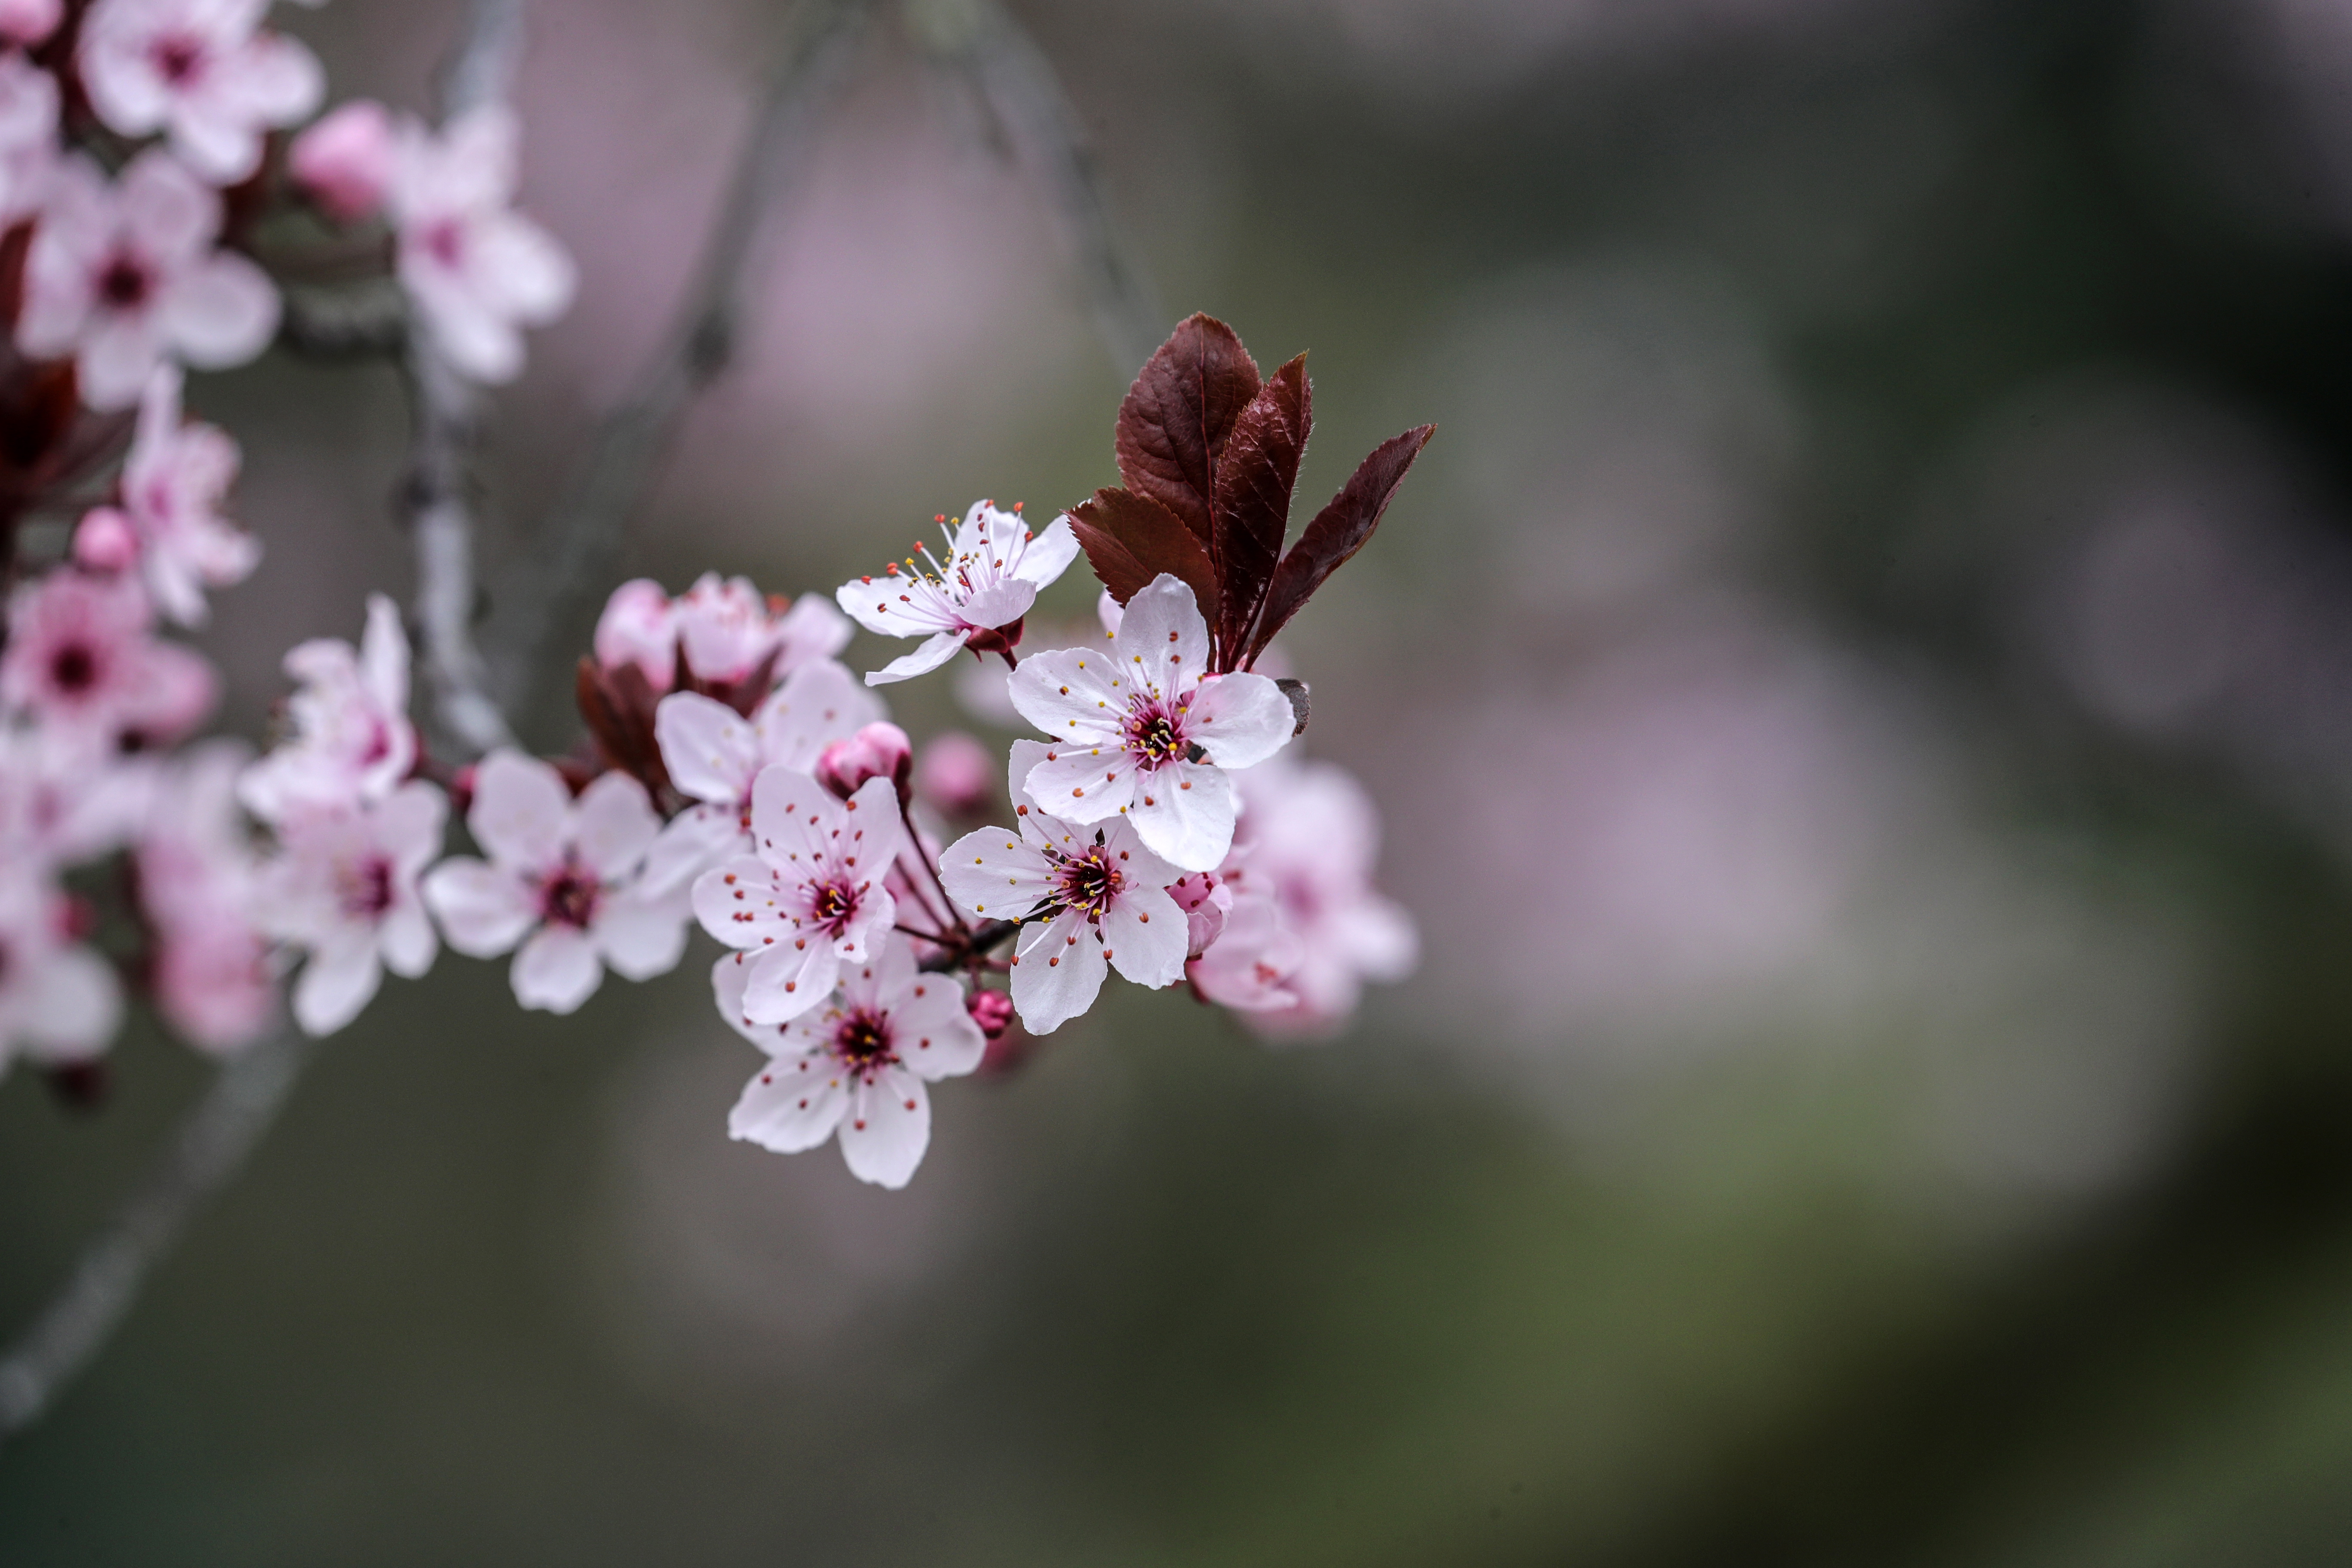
[12,0,2352,1560]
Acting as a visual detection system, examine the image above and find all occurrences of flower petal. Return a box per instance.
[1105,573,1208,702]
[1186,671,1296,769]
[741,939,838,1025]
[1021,742,1136,825]
[1009,906,1106,1035]
[593,891,688,982]
[754,658,883,774]
[653,689,759,806]
[293,933,382,1037]
[420,857,536,956]
[511,924,603,1014]
[729,1050,850,1154]
[938,824,1053,921]
[467,749,569,871]
[1012,515,1080,588]
[1007,645,1124,743]
[837,1069,930,1188]
[864,630,965,687]
[1101,883,1187,989]
[570,770,660,879]
[1127,759,1235,873]
[891,974,986,1081]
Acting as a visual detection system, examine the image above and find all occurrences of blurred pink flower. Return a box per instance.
[592,577,677,692]
[79,0,322,184]
[16,148,278,410]
[238,593,413,823]
[913,729,994,820]
[0,50,58,226]
[671,572,781,685]
[0,869,121,1073]
[288,98,393,222]
[0,723,153,869]
[815,721,911,804]
[137,739,276,1054]
[835,502,1077,685]
[80,365,259,626]
[0,0,60,46]
[1168,869,1231,959]
[0,569,214,746]
[149,922,274,1052]
[71,506,139,572]
[256,782,446,1037]
[715,935,984,1190]
[421,752,686,1015]
[389,104,574,384]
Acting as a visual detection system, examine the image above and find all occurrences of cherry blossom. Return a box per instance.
[0,0,60,47]
[388,104,574,384]
[16,148,279,411]
[136,740,277,1052]
[939,740,1187,1034]
[80,0,324,185]
[255,782,445,1037]
[689,769,903,1026]
[1007,573,1294,873]
[835,501,1079,685]
[714,934,984,1189]
[814,721,911,802]
[0,724,155,871]
[0,868,122,1076]
[1186,880,1302,1015]
[593,574,850,694]
[643,658,882,892]
[0,49,58,228]
[77,365,259,627]
[237,594,412,822]
[288,98,393,222]
[421,753,686,1014]
[592,578,677,691]
[0,569,214,747]
[1222,754,1416,1037]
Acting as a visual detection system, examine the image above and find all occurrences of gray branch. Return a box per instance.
[490,0,875,718]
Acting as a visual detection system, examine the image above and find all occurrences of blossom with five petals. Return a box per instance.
[939,739,1187,1034]
[714,934,984,1189]
[256,781,446,1037]
[689,768,903,1026]
[79,0,324,185]
[77,365,258,626]
[0,569,214,747]
[16,148,279,410]
[237,593,413,822]
[420,752,688,1015]
[1006,573,1294,872]
[835,501,1079,685]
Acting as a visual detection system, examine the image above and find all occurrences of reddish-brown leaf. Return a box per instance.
[1067,486,1221,628]
[1114,313,1260,551]
[1210,353,1310,662]
[1245,424,1434,666]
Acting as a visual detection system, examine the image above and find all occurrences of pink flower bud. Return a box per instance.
[593,578,677,694]
[967,988,1016,1041]
[72,507,140,573]
[816,722,913,803]
[0,0,61,47]
[913,730,992,820]
[289,100,396,224]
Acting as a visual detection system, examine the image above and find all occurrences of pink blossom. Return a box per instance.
[1008,573,1295,872]
[592,578,677,692]
[256,781,445,1036]
[80,365,259,626]
[1186,881,1302,1015]
[79,0,323,184]
[16,148,278,410]
[938,740,1187,1034]
[835,501,1079,685]
[689,768,903,1026]
[815,721,911,803]
[237,594,413,822]
[136,739,277,1053]
[0,869,122,1075]
[72,507,140,572]
[288,98,392,222]
[714,934,984,1189]
[0,723,155,870]
[0,0,61,47]
[0,569,214,747]
[0,49,58,227]
[1221,755,1416,1037]
[1168,870,1231,959]
[420,752,687,1015]
[388,104,574,384]
[643,658,883,892]
[913,729,994,820]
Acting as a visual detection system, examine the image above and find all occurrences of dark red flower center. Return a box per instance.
[830,1009,897,1077]
[1123,698,1189,769]
[99,254,153,310]
[342,856,395,919]
[49,642,98,694]
[542,867,600,929]
[812,881,856,928]
[421,218,466,270]
[1052,843,1121,917]
[152,34,205,84]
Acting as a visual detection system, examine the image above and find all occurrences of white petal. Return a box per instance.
[1022,743,1136,826]
[1012,515,1080,588]
[472,211,574,321]
[77,315,164,411]
[640,805,741,897]
[754,658,882,773]
[467,749,569,870]
[160,251,279,368]
[570,770,659,879]
[1101,884,1187,989]
[1105,573,1209,702]
[891,974,986,1081]
[729,1050,850,1154]
[837,1069,930,1188]
[653,689,760,806]
[958,579,1035,630]
[1007,645,1124,741]
[292,934,382,1037]
[19,945,121,1053]
[710,951,823,1052]
[377,894,438,979]
[1188,671,1296,769]
[741,940,837,1025]
[1009,907,1105,1035]
[511,924,603,1014]
[360,592,410,715]
[747,766,839,871]
[593,892,688,982]
[938,824,1051,921]
[864,630,965,687]
[690,855,788,950]
[375,781,448,872]
[1127,760,1235,873]
[420,857,535,956]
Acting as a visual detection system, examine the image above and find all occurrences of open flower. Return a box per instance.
[77,365,258,626]
[689,768,902,1026]
[256,781,445,1037]
[835,501,1079,685]
[16,148,279,410]
[421,752,687,1015]
[237,594,413,823]
[643,658,883,891]
[939,740,1187,1034]
[0,722,156,872]
[0,868,122,1077]
[389,104,574,384]
[714,934,984,1189]
[79,0,324,185]
[1007,573,1294,872]
[0,569,214,747]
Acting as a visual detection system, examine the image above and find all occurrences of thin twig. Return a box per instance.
[0,1032,314,1443]
[907,0,1165,372]
[492,0,875,722]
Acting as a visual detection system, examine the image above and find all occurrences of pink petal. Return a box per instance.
[1104,573,1209,702]
[1186,671,1295,769]
[1126,760,1234,873]
[511,924,603,1014]
[420,857,535,956]
[466,750,569,871]
[836,1069,930,1188]
[1008,907,1105,1035]
[938,824,1052,922]
[728,1049,849,1154]
[592,891,687,982]
[569,770,659,880]
[160,251,279,367]
[653,689,760,807]
[1101,883,1187,989]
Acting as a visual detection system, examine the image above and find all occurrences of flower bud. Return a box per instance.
[72,507,140,573]
[967,988,1016,1040]
[593,578,676,694]
[913,730,992,820]
[816,722,913,804]
[289,101,396,223]
[0,0,61,47]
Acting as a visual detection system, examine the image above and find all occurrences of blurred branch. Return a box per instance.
[907,0,1165,372]
[276,285,408,360]
[492,0,875,717]
[0,1032,314,1446]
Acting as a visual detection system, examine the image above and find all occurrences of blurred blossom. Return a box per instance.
[255,782,446,1038]
[592,578,680,692]
[0,568,215,748]
[83,365,260,628]
[0,723,153,870]
[79,0,324,185]
[137,739,276,1053]
[288,98,396,223]
[0,867,121,1075]
[911,729,994,821]
[238,592,412,823]
[0,0,58,46]
[0,49,57,227]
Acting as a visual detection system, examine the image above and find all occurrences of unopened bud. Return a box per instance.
[593,578,677,695]
[967,988,1016,1041]
[816,722,913,804]
[72,507,139,573]
[913,730,992,820]
[289,100,396,223]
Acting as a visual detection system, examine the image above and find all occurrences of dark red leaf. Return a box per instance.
[1067,486,1221,627]
[1114,313,1260,551]
[1210,353,1310,663]
[1245,424,1434,666]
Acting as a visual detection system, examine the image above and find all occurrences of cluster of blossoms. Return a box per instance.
[0,0,572,1081]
